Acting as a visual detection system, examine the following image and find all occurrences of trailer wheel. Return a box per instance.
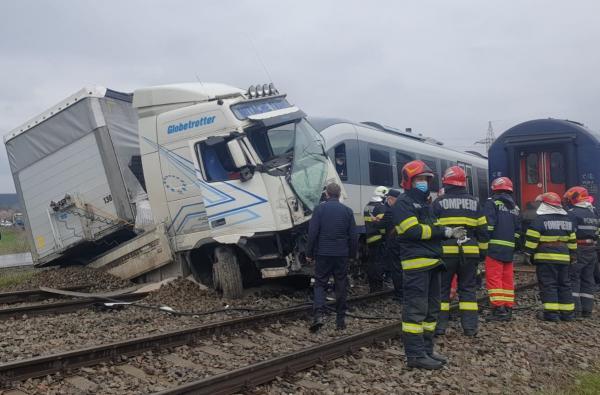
[213,246,243,299]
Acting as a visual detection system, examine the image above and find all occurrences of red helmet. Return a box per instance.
[491,177,513,192]
[401,160,434,190]
[563,186,590,205]
[540,192,562,207]
[442,166,466,187]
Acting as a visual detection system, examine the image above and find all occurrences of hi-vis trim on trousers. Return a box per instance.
[402,321,437,333]
[401,258,439,270]
[543,302,575,311]
[534,253,571,262]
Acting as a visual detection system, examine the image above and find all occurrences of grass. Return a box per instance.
[0,268,34,288]
[0,228,30,255]
[544,370,600,395]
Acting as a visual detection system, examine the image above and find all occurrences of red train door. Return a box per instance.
[519,151,566,210]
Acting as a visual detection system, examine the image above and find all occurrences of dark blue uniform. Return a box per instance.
[307,197,358,320]
[364,200,387,291]
[392,189,447,358]
[380,201,403,299]
[568,204,600,315]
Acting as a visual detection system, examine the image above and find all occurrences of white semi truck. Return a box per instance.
[5,83,342,298]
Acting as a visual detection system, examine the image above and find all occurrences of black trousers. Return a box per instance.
[313,256,348,317]
[570,246,597,314]
[402,266,441,358]
[438,255,479,332]
[536,262,574,319]
[367,242,384,290]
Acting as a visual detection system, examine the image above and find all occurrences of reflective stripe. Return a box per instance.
[558,303,575,311]
[478,242,488,250]
[402,322,424,334]
[580,293,594,299]
[567,243,577,250]
[578,225,598,230]
[440,302,450,311]
[422,225,432,240]
[364,217,375,222]
[539,235,570,242]
[534,253,570,262]
[459,301,478,311]
[442,245,480,254]
[490,239,515,248]
[543,302,560,310]
[375,213,384,219]
[401,257,439,270]
[422,321,437,331]
[488,288,514,295]
[436,217,479,227]
[525,240,538,249]
[396,216,419,234]
[487,225,495,231]
[515,233,521,239]
[526,229,541,238]
[367,235,383,244]
[490,296,515,302]
[477,216,487,226]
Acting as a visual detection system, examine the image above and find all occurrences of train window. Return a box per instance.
[369,148,393,186]
[476,167,488,200]
[396,151,415,185]
[550,152,565,184]
[421,156,440,191]
[334,144,348,181]
[526,153,539,184]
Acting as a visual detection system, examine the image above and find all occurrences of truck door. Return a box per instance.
[519,151,566,210]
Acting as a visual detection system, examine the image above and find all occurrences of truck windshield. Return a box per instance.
[246,119,329,210]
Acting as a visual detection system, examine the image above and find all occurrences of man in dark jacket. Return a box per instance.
[306,182,358,332]
[379,188,403,299]
[393,160,466,370]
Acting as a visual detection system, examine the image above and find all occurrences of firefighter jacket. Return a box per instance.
[568,203,600,241]
[524,206,577,265]
[432,186,489,259]
[391,188,446,271]
[483,193,521,262]
[364,201,386,244]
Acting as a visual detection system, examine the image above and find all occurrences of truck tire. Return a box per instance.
[213,246,243,299]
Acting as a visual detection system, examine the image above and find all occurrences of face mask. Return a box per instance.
[415,181,429,193]
[336,159,345,166]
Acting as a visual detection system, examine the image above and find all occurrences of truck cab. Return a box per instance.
[133,83,341,297]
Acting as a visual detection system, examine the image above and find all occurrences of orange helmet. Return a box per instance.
[563,186,590,205]
[442,166,466,187]
[540,192,562,207]
[401,160,434,190]
[491,177,513,192]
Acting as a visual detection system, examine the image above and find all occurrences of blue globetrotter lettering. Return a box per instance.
[167,116,216,134]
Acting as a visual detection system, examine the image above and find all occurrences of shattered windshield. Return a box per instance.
[246,119,329,210]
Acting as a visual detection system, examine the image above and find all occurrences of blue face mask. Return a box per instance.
[415,181,429,193]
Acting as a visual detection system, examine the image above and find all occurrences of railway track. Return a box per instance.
[0,290,393,385]
[0,284,91,304]
[155,280,539,395]
[0,290,148,321]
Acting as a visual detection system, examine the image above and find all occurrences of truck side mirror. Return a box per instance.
[227,140,249,168]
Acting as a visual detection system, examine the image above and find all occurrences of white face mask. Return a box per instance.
[336,159,345,166]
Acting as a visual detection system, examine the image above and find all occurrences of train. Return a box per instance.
[309,118,490,230]
[488,118,600,221]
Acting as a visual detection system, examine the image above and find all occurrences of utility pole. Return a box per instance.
[475,121,495,152]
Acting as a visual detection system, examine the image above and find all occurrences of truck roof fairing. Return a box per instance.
[132,83,246,109]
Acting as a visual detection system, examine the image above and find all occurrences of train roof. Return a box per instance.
[491,118,600,148]
[308,116,488,165]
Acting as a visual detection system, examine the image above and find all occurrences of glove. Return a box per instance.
[444,227,467,239]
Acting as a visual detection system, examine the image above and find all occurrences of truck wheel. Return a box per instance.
[213,246,243,299]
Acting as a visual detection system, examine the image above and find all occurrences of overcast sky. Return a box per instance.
[1,1,599,193]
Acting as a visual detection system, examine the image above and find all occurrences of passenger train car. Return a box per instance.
[489,118,600,220]
[309,118,489,230]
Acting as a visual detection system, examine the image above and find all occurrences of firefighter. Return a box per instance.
[483,177,521,321]
[379,188,403,300]
[564,186,599,317]
[524,192,577,322]
[433,166,489,336]
[393,160,466,370]
[363,186,389,292]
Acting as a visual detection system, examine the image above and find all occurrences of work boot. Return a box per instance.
[486,306,508,321]
[434,327,446,337]
[536,311,560,322]
[309,315,324,332]
[463,328,478,337]
[427,351,448,364]
[560,313,576,322]
[406,355,444,370]
[505,307,513,321]
[336,316,346,331]
[582,311,592,318]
